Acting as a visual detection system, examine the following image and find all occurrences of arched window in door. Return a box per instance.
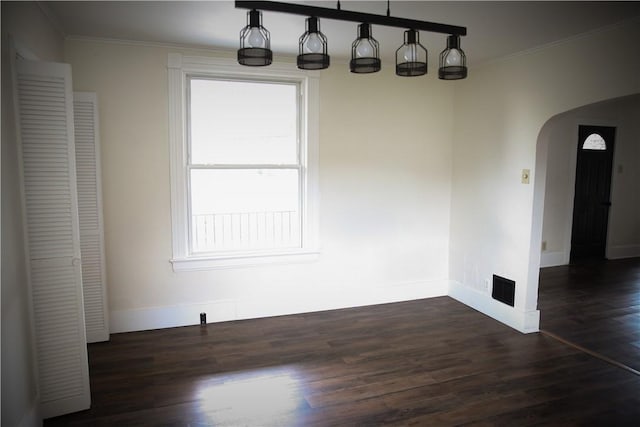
[582,133,606,150]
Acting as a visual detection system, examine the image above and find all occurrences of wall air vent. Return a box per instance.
[492,275,515,307]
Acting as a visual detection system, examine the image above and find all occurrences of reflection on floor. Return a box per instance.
[539,257,640,372]
[196,367,304,425]
[45,297,640,425]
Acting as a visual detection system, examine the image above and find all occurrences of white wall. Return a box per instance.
[1,3,64,426]
[64,40,455,332]
[59,11,640,339]
[541,95,640,267]
[448,19,640,332]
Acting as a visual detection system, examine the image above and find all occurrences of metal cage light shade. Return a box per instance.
[238,9,273,66]
[350,23,381,73]
[438,35,467,80]
[395,29,427,77]
[297,17,330,70]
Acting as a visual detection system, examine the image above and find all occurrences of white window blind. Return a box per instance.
[14,58,91,418]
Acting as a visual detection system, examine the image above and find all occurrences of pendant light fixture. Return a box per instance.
[395,29,427,77]
[350,23,381,74]
[235,1,468,79]
[238,9,272,66]
[297,17,330,70]
[438,35,467,80]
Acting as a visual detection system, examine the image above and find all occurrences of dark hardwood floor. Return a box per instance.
[539,257,640,372]
[46,297,640,426]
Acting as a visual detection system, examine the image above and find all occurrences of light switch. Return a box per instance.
[521,169,530,184]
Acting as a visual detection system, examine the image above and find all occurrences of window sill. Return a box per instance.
[170,249,320,272]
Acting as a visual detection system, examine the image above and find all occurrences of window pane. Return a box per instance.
[582,133,606,150]
[190,169,301,253]
[190,79,298,164]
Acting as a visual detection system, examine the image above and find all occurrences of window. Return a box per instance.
[582,133,606,150]
[168,54,319,271]
[189,78,302,254]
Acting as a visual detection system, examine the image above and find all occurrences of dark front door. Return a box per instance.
[570,125,615,262]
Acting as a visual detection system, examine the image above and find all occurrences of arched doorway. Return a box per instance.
[533,94,640,371]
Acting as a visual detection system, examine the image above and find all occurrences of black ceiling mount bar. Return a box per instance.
[235,1,467,37]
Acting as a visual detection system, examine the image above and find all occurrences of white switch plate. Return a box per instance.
[521,169,530,184]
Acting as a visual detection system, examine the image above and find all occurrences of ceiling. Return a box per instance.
[45,1,640,65]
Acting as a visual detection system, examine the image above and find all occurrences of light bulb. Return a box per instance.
[247,28,264,48]
[445,49,462,66]
[403,45,417,62]
[356,41,373,58]
[305,33,322,53]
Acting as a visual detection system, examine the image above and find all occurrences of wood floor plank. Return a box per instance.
[539,257,640,372]
[45,296,640,426]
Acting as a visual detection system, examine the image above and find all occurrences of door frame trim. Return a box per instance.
[563,118,618,263]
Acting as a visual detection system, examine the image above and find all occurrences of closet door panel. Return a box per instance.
[15,59,91,418]
[74,92,109,343]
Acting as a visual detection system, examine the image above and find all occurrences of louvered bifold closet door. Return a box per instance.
[15,59,91,418]
[73,92,109,343]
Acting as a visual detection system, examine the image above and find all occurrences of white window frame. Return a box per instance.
[168,53,319,271]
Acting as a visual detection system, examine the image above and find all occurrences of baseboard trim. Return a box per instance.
[540,251,566,267]
[110,279,449,333]
[448,280,539,333]
[607,244,640,260]
[539,246,640,265]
